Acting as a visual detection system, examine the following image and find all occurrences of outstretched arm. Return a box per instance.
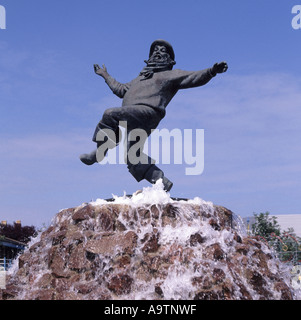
[177,61,228,89]
[94,64,130,98]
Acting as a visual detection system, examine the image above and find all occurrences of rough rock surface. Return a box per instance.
[0,190,297,300]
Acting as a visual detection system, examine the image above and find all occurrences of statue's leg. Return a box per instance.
[92,108,122,143]
[128,162,173,192]
[125,128,173,192]
[80,104,173,191]
[81,105,158,165]
[80,108,121,166]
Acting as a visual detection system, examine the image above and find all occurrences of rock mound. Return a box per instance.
[0,186,297,300]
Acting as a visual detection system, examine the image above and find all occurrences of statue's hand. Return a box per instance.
[94,64,108,77]
[212,61,228,74]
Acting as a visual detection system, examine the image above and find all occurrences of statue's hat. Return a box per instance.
[149,40,175,61]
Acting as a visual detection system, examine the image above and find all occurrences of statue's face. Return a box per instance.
[149,45,170,63]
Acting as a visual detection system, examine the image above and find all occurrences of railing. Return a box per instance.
[0,258,12,271]
[253,233,301,265]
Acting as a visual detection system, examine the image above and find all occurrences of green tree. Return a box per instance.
[252,212,301,264]
[252,212,281,238]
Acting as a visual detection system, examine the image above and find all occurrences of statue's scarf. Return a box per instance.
[139,60,176,80]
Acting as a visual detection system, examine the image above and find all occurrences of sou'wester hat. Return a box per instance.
[149,39,175,61]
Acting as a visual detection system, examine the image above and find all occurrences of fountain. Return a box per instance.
[1,182,299,300]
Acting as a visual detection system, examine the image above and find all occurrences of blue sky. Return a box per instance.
[0,0,301,227]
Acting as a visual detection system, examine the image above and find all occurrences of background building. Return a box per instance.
[0,236,26,270]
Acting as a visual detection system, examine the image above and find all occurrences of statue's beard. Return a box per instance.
[139,54,176,80]
[145,54,175,68]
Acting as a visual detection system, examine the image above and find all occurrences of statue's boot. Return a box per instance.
[80,131,117,166]
[80,124,121,165]
[127,157,173,192]
[144,164,173,192]
[79,149,99,166]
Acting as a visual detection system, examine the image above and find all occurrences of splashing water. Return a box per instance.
[3,181,300,300]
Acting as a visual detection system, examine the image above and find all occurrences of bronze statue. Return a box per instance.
[80,40,228,191]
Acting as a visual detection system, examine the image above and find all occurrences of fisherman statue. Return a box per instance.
[80,40,228,192]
